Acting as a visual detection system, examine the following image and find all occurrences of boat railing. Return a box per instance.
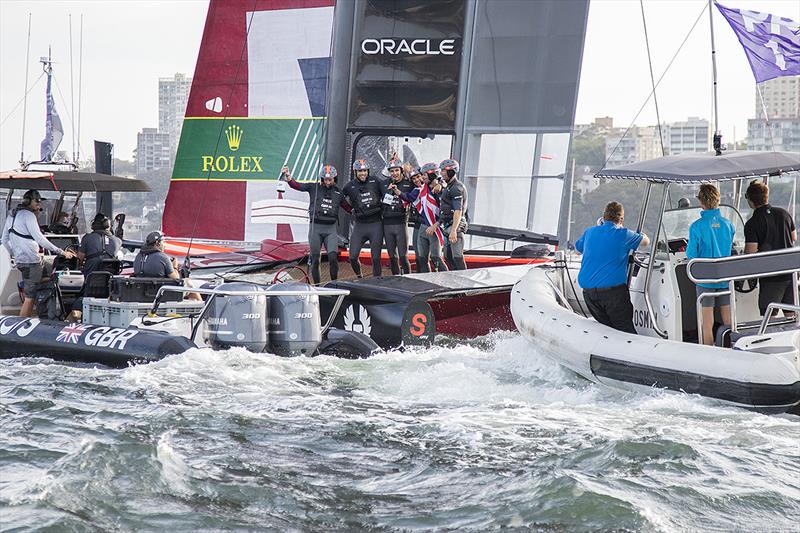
[149,285,351,340]
[687,248,800,335]
[759,304,800,335]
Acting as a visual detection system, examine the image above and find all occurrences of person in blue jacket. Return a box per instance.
[575,201,649,334]
[685,183,735,345]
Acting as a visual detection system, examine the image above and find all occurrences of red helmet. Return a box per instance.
[352,159,369,172]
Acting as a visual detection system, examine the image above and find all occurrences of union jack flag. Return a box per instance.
[412,183,444,246]
[56,324,88,344]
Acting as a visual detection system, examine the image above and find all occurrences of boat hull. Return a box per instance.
[511,267,800,413]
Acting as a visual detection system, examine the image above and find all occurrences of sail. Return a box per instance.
[163,0,335,242]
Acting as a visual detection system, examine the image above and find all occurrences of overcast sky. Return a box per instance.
[1,0,797,171]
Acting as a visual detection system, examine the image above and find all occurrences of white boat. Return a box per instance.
[511,151,800,414]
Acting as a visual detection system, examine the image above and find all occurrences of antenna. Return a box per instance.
[70,14,76,163]
[20,13,32,166]
[708,0,720,145]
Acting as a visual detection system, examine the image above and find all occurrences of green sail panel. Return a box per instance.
[171,117,326,181]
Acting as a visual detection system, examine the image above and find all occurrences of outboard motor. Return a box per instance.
[267,282,321,356]
[203,282,269,352]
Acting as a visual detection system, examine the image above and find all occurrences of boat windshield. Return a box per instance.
[662,204,745,253]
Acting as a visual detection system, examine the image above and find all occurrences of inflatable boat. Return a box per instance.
[511,151,800,414]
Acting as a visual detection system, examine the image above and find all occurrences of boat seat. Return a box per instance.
[84,271,114,299]
[715,318,798,348]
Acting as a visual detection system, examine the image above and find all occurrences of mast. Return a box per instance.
[20,13,32,166]
[708,0,721,152]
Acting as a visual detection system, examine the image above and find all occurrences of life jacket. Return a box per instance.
[439,179,468,228]
[345,177,382,220]
[309,183,343,224]
[382,178,414,222]
[84,230,121,260]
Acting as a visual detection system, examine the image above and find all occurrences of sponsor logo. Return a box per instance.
[207,317,228,326]
[56,324,89,344]
[361,38,457,56]
[343,305,371,335]
[0,316,39,337]
[633,308,654,329]
[200,124,265,174]
[225,125,243,151]
[83,327,139,350]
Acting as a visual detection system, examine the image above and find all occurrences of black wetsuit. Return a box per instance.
[380,178,414,274]
[342,176,384,277]
[289,180,344,284]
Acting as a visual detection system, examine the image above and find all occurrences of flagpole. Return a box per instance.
[708,0,719,137]
[20,13,32,167]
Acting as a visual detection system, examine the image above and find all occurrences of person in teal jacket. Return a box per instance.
[685,184,735,345]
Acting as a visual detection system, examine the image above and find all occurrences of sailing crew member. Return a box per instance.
[133,231,201,301]
[406,166,423,270]
[433,159,468,270]
[393,162,448,273]
[77,213,123,278]
[382,158,413,275]
[685,184,735,345]
[283,164,345,284]
[0,189,75,317]
[743,180,797,318]
[342,159,384,278]
[575,201,650,334]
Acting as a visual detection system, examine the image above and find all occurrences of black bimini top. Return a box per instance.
[0,170,151,192]
[595,151,800,183]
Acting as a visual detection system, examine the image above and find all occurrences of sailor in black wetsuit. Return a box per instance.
[283,164,345,284]
[342,159,384,278]
[381,158,414,275]
[434,158,468,270]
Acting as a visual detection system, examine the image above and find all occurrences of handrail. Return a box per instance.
[687,247,800,284]
[758,303,800,335]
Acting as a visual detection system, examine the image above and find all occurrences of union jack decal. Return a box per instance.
[56,324,89,344]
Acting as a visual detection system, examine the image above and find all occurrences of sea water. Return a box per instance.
[1,333,798,532]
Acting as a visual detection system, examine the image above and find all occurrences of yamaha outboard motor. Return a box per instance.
[267,282,321,356]
[203,282,269,352]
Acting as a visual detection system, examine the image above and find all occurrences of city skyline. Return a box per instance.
[0,0,798,171]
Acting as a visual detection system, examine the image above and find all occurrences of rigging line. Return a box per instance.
[183,0,260,260]
[0,73,45,129]
[77,14,83,162]
[69,14,76,163]
[601,2,707,172]
[20,13,32,165]
[639,0,665,157]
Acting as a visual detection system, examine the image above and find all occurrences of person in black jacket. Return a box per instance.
[342,159,384,278]
[433,158,469,270]
[77,213,122,278]
[284,164,346,284]
[381,158,414,274]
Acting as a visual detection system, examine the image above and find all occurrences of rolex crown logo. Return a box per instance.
[225,125,243,151]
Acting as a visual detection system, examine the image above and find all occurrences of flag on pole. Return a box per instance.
[40,72,64,161]
[715,3,800,83]
[412,183,444,246]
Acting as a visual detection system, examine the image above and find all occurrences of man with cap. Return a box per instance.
[382,158,414,274]
[1,189,75,317]
[432,158,468,270]
[78,213,123,279]
[282,164,346,284]
[341,159,384,278]
[133,231,201,301]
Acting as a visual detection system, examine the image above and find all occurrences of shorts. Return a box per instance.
[695,285,730,308]
[18,260,44,298]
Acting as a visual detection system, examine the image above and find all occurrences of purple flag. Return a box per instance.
[40,71,64,161]
[715,3,800,83]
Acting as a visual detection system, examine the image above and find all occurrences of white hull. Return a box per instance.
[511,266,800,413]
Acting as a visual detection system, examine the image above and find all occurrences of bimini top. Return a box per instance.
[0,170,151,192]
[595,150,800,183]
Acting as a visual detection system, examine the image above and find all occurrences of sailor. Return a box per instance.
[743,180,797,318]
[49,212,73,234]
[433,158,468,270]
[575,201,650,334]
[0,189,75,317]
[342,159,384,278]
[382,158,413,274]
[685,184,735,345]
[405,166,423,270]
[283,164,345,284]
[77,213,123,279]
[394,162,448,273]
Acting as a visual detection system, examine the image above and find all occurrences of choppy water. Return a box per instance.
[1,333,798,532]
